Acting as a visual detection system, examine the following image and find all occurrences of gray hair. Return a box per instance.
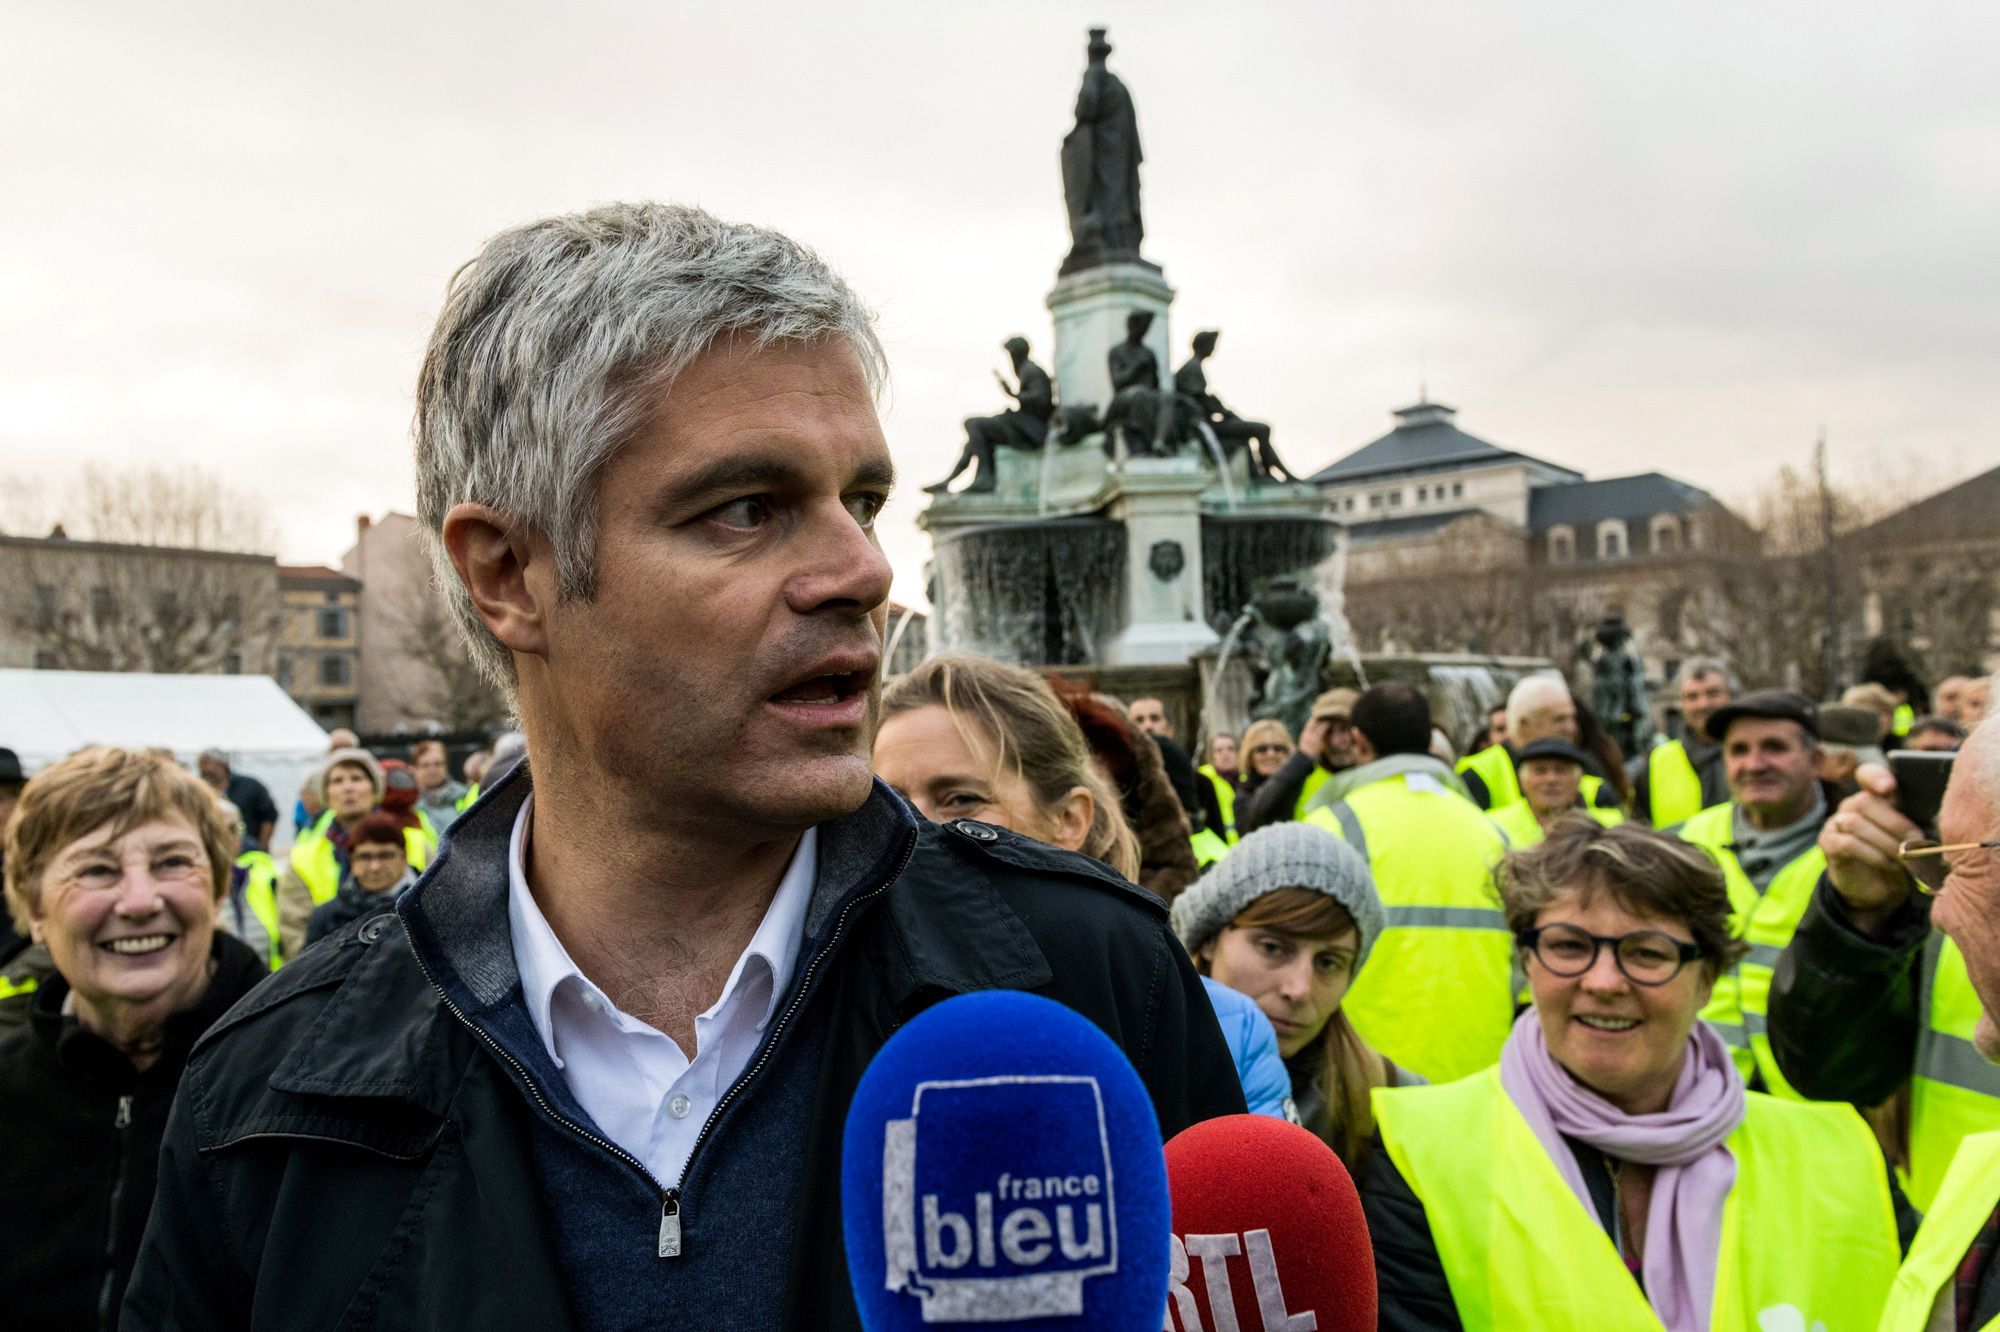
[1507,671,1571,735]
[1676,656,1738,691]
[413,202,887,692]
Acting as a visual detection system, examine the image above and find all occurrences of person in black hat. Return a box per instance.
[1489,738,1628,848]
[1670,689,1841,1094]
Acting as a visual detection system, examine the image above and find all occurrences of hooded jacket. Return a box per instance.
[120,766,1243,1330]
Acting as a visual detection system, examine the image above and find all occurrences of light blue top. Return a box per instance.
[1201,976,1294,1119]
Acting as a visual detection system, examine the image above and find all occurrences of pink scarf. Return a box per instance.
[1499,1010,1747,1332]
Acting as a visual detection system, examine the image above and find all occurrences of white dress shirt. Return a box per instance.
[506,794,816,1189]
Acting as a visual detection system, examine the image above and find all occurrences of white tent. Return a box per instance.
[0,670,330,851]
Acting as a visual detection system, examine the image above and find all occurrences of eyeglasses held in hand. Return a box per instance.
[1898,839,2000,895]
[1516,923,1704,987]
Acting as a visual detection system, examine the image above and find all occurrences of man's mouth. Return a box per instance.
[769,671,869,706]
[101,934,176,957]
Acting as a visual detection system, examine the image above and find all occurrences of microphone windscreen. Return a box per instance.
[1163,1115,1376,1332]
[841,989,1170,1330]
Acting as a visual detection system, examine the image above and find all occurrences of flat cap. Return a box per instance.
[1704,689,1818,743]
[1311,688,1361,723]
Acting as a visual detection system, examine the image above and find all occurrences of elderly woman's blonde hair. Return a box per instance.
[1238,718,1294,765]
[3,746,236,933]
[882,655,1141,881]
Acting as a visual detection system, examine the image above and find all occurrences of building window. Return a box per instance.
[1417,486,1428,502]
[319,654,352,687]
[32,583,58,629]
[324,589,341,604]
[317,608,348,639]
[90,584,117,622]
[154,588,180,622]
[277,654,292,688]
[1452,482,1464,498]
[1388,490,1403,507]
[1548,525,1576,564]
[32,648,59,669]
[1368,494,1382,511]
[1651,515,1681,556]
[1344,496,1355,512]
[1596,519,1628,561]
[224,651,244,675]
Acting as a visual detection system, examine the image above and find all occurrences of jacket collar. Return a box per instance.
[397,759,925,1017]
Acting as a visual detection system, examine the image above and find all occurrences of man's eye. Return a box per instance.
[711,498,770,530]
[844,492,886,528]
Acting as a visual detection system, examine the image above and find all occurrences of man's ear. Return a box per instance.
[440,504,550,662]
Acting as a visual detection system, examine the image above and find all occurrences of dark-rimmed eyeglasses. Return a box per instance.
[1899,839,2000,895]
[1516,923,1703,987]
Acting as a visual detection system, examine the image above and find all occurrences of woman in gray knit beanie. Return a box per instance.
[1171,821,1411,1169]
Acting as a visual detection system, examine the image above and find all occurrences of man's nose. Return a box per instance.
[790,501,894,615]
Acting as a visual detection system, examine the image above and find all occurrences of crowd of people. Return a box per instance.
[3,200,1999,1329]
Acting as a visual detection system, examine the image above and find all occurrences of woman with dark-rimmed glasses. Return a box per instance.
[1361,819,1910,1332]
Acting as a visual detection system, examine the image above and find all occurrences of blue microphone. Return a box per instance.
[841,989,1171,1329]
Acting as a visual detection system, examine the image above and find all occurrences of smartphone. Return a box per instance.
[1889,750,1955,837]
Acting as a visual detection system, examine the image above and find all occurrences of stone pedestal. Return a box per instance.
[1105,457,1219,666]
[1046,261,1175,418]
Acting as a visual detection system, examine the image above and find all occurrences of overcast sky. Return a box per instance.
[5,0,1997,605]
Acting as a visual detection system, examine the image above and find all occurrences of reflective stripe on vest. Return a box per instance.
[1305,775,1512,1084]
[234,850,284,971]
[1457,743,1520,811]
[1197,765,1238,841]
[1677,802,1825,1098]
[1376,1068,1900,1331]
[1909,932,2000,1211]
[1647,738,1706,828]
[1878,1130,2000,1332]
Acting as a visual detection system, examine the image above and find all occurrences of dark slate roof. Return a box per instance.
[1343,511,1486,542]
[1853,464,2000,547]
[1526,472,1716,531]
[1308,401,1581,485]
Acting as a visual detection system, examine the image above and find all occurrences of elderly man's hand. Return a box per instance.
[1299,717,1331,762]
[1820,762,1921,936]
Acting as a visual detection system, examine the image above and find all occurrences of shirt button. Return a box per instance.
[668,1094,693,1120]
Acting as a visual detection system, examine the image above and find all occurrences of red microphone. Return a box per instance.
[1163,1115,1376,1332]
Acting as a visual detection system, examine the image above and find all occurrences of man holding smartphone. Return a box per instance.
[1771,722,2000,1326]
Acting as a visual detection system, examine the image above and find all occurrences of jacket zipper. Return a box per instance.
[408,826,918,1260]
[96,1094,135,1332]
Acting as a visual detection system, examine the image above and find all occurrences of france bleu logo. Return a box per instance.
[880,1076,1120,1323]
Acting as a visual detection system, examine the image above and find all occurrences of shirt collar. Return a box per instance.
[505,793,818,1059]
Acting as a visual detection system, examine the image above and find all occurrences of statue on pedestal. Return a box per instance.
[1175,330,1296,485]
[925,337,1055,495]
[1243,579,1330,741]
[1103,310,1176,457]
[1590,614,1654,758]
[1059,28,1147,276]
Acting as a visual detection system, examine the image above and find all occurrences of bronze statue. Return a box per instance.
[1059,28,1147,275]
[1104,310,1175,457]
[1175,330,1295,485]
[925,337,1055,494]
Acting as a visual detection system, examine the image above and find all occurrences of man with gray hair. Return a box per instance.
[1457,672,1621,816]
[125,203,1240,1330]
[1771,723,2000,1323]
[1630,657,1734,826]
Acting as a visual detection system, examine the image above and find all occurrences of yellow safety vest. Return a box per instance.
[1196,765,1238,842]
[1894,704,1916,738]
[291,810,432,906]
[0,973,35,1001]
[1490,800,1624,848]
[1879,1130,2000,1331]
[1377,1067,1900,1332]
[1306,773,1512,1084]
[455,782,481,813]
[234,850,284,972]
[1677,803,1825,1098]
[1646,738,1708,828]
[1190,826,1229,869]
[1908,934,2000,1211]
[1457,743,1521,810]
[1293,765,1330,821]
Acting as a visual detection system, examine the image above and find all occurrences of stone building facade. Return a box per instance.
[0,529,280,676]
[276,565,363,730]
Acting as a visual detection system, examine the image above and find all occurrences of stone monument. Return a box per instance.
[921,28,1337,668]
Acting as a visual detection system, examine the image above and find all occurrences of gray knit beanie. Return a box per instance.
[1171,821,1386,967]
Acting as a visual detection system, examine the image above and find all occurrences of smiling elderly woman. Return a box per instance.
[0,746,267,1327]
[1360,819,1909,1332]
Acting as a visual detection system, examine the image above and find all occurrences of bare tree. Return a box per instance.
[374,575,510,732]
